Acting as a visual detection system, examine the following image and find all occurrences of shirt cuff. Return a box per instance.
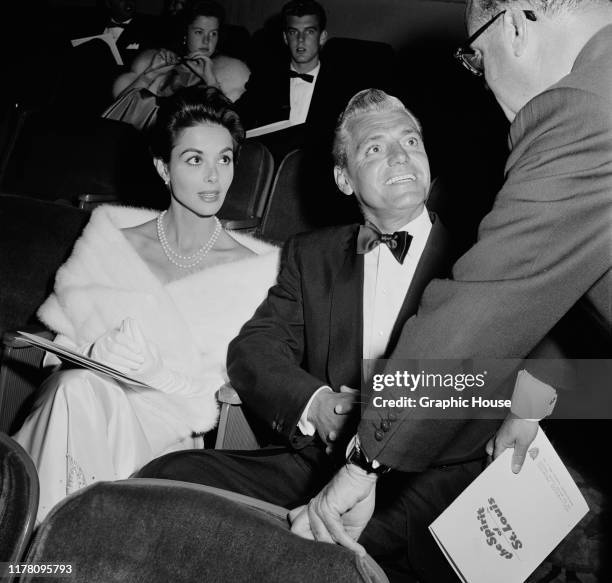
[298,386,332,435]
[510,369,558,420]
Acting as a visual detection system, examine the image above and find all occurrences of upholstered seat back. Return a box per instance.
[22,479,388,583]
[0,433,39,582]
[0,195,89,337]
[218,140,274,223]
[0,110,167,208]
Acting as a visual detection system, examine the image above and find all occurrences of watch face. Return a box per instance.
[347,444,390,475]
[348,444,371,471]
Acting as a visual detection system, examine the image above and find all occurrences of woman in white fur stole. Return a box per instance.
[13,86,279,522]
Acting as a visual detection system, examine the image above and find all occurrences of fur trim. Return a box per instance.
[37,205,280,432]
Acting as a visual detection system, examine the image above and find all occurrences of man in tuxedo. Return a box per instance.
[138,89,469,581]
[235,0,383,154]
[65,0,159,67]
[236,0,328,131]
[289,0,611,578]
[99,0,159,65]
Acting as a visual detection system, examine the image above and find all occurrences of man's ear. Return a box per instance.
[282,31,288,46]
[334,166,354,196]
[319,30,328,47]
[504,8,529,57]
[154,158,170,185]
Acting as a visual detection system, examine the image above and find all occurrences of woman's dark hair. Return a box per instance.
[184,0,226,29]
[150,85,245,163]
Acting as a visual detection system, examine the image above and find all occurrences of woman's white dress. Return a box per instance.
[13,205,279,521]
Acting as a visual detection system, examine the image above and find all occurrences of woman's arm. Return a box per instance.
[112,48,180,99]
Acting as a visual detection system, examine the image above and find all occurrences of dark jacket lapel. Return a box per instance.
[306,62,325,125]
[327,226,364,389]
[385,213,453,355]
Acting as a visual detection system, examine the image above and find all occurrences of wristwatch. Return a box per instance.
[346,436,391,475]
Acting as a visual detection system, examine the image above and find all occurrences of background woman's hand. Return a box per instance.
[148,48,180,71]
[112,48,178,98]
[183,51,220,87]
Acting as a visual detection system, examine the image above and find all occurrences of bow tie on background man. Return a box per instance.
[289,70,314,83]
[356,224,413,264]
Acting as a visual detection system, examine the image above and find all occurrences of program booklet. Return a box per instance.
[245,119,293,138]
[16,331,152,389]
[429,428,589,583]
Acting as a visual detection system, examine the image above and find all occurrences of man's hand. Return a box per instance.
[308,385,359,454]
[486,412,539,473]
[289,464,377,556]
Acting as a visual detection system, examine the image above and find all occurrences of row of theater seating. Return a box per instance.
[0,102,360,241]
[0,431,389,583]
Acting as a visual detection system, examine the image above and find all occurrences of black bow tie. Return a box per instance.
[289,70,314,83]
[356,224,413,264]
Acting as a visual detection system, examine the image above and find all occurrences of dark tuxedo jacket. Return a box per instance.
[227,214,456,450]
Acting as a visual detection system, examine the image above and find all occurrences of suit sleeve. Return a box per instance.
[227,236,327,448]
[359,86,612,471]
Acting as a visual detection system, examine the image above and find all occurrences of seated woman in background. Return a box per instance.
[112,0,250,104]
[13,85,279,522]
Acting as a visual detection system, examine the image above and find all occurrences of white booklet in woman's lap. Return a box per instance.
[17,331,152,389]
[429,428,589,583]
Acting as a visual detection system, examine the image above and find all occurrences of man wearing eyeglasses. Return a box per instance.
[289,0,612,580]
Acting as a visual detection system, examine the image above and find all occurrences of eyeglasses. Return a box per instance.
[454,10,537,76]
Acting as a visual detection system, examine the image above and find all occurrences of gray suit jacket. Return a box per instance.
[360,25,612,471]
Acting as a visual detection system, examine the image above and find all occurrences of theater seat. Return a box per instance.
[20,479,388,583]
[322,38,398,95]
[0,195,89,433]
[0,106,167,209]
[218,141,274,230]
[257,149,311,243]
[0,433,39,583]
[219,24,252,62]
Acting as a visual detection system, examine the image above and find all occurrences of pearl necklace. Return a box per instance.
[156,210,221,270]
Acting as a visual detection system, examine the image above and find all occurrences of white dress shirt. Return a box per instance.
[289,62,320,126]
[104,18,132,42]
[299,208,433,435]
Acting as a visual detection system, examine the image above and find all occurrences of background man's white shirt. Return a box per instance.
[289,63,320,125]
[104,19,132,42]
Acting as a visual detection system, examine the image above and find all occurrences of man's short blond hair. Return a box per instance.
[332,89,422,168]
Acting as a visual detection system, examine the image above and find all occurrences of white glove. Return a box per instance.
[89,318,147,371]
[90,318,196,394]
